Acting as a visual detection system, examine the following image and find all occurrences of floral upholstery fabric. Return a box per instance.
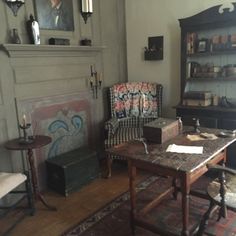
[112,82,158,118]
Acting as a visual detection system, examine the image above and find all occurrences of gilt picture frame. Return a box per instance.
[34,0,74,31]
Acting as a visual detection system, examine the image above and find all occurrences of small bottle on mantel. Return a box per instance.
[26,14,40,45]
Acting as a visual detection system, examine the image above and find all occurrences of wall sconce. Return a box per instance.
[5,0,25,16]
[89,65,102,99]
[81,0,93,24]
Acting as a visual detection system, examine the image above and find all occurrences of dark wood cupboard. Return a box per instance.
[175,3,236,168]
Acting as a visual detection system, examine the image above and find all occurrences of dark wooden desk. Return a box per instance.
[107,128,236,236]
[5,135,57,211]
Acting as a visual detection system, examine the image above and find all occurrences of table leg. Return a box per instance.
[181,173,190,236]
[106,154,112,178]
[27,148,57,211]
[129,160,136,235]
[172,178,178,200]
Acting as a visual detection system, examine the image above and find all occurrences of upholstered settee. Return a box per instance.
[104,82,163,177]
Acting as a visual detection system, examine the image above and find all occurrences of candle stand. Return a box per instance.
[19,123,34,144]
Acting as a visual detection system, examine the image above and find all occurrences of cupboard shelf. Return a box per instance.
[175,104,236,113]
[187,76,236,81]
[187,49,236,57]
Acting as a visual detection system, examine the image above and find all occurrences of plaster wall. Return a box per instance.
[125,0,233,117]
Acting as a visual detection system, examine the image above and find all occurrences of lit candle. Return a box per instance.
[88,0,93,13]
[99,72,102,83]
[22,114,26,127]
[82,0,89,12]
[90,76,94,89]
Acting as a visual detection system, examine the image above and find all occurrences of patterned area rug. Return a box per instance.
[63,176,236,236]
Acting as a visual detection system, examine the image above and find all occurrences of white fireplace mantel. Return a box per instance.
[0,44,106,58]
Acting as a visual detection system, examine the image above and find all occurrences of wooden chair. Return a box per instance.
[0,171,35,235]
[196,164,236,235]
[104,82,163,177]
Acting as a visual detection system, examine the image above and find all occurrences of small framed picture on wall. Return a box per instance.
[34,0,74,31]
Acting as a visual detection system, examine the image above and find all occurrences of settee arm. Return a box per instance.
[105,117,119,137]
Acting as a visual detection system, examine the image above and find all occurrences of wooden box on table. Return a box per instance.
[143,117,179,144]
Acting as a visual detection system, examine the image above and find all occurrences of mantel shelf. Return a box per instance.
[0,44,106,58]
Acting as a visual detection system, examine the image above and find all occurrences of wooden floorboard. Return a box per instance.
[3,162,148,236]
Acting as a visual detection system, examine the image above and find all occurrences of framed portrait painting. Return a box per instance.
[34,0,74,31]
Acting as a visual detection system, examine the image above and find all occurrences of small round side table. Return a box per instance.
[5,135,57,211]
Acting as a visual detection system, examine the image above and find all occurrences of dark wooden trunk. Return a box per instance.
[45,147,100,196]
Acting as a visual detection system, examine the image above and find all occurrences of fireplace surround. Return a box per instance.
[0,44,104,190]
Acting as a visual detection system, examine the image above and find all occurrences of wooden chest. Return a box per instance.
[143,118,179,144]
[45,147,100,196]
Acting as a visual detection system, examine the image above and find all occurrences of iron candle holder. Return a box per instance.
[5,0,25,16]
[90,65,102,99]
[19,123,34,144]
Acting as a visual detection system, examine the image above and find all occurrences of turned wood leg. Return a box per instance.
[172,177,178,200]
[24,171,35,216]
[181,174,190,236]
[106,154,113,178]
[129,160,136,235]
[27,149,57,211]
[196,201,216,236]
[27,149,38,197]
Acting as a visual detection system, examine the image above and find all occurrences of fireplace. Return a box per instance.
[17,92,93,190]
[1,44,104,189]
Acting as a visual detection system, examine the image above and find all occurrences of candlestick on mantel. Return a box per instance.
[81,0,93,23]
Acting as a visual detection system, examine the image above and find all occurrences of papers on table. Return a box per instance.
[187,133,218,141]
[166,144,203,154]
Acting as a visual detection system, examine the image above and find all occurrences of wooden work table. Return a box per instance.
[107,127,236,236]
